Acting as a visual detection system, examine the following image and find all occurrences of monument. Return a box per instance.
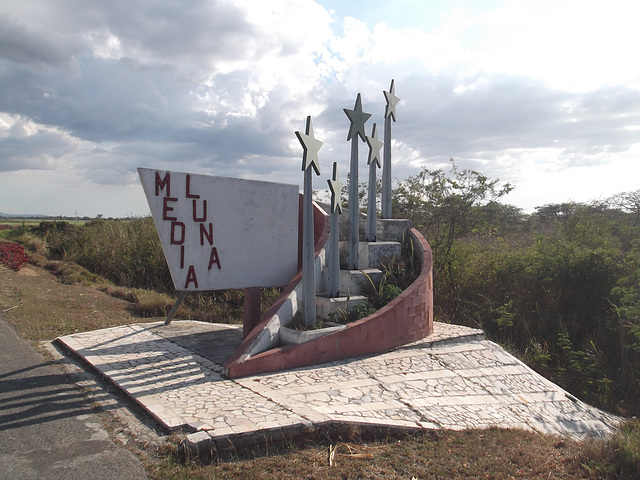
[137,80,433,378]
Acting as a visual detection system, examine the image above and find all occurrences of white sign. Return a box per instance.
[138,168,299,291]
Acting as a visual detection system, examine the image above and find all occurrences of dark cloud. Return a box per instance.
[0,16,79,69]
[396,74,640,165]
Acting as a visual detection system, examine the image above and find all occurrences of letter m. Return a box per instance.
[155,171,171,196]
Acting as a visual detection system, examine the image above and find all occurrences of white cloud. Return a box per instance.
[1,0,639,216]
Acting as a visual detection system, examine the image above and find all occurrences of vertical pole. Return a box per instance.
[242,287,261,338]
[164,290,187,325]
[328,161,342,298]
[329,205,340,297]
[382,114,392,219]
[367,159,377,242]
[348,138,359,270]
[302,167,316,327]
[327,162,342,298]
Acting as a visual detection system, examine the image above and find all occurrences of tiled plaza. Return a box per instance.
[57,321,620,451]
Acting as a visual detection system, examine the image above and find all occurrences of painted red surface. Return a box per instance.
[225,198,433,378]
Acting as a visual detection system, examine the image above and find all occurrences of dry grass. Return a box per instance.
[149,428,605,480]
[0,264,150,340]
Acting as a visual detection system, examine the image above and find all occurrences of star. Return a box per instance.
[295,116,322,175]
[366,123,383,168]
[343,93,371,142]
[384,79,399,122]
[327,162,343,214]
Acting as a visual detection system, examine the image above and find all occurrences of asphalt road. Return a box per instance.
[0,316,149,480]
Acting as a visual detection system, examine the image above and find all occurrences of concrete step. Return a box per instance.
[339,240,402,270]
[339,268,383,296]
[315,295,368,320]
[376,218,412,242]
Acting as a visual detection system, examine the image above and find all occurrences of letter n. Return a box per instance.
[200,223,213,245]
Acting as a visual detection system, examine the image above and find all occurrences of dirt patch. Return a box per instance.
[0,264,159,341]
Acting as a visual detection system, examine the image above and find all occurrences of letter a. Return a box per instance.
[184,265,199,288]
[208,247,221,270]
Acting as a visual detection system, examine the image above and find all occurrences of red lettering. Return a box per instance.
[155,172,171,196]
[163,197,178,221]
[170,222,185,245]
[192,199,207,222]
[200,223,213,245]
[185,174,200,199]
[180,245,185,268]
[208,247,221,270]
[184,265,198,288]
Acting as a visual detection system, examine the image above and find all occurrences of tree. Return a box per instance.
[393,159,513,275]
[393,159,513,318]
[608,190,640,223]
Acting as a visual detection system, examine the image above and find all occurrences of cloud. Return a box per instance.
[1,0,640,216]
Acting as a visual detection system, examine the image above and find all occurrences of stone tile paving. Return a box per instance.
[57,320,621,452]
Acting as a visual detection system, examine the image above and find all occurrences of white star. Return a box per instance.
[343,93,372,142]
[327,162,343,214]
[384,79,399,122]
[366,123,383,168]
[295,116,322,175]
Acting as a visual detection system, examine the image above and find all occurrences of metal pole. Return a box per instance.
[164,290,187,325]
[382,114,392,219]
[367,159,377,242]
[302,167,316,327]
[348,138,359,270]
[329,206,340,297]
[327,162,342,298]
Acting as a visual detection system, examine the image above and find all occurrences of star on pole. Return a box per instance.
[295,116,322,175]
[343,93,371,141]
[327,162,343,215]
[366,123,383,168]
[384,79,399,122]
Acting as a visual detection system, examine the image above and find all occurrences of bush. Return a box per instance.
[28,218,173,292]
[0,240,28,271]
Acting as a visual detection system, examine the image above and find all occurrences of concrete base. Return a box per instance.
[279,324,347,346]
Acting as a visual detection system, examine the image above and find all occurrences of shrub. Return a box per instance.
[0,240,28,271]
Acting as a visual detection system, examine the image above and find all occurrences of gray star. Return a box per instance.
[384,79,399,122]
[366,123,383,168]
[343,93,371,142]
[295,116,322,175]
[327,162,343,214]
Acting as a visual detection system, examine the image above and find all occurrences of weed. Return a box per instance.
[579,419,640,479]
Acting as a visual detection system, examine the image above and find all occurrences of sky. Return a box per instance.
[1,0,639,217]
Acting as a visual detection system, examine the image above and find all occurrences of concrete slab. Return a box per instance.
[56,320,621,455]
